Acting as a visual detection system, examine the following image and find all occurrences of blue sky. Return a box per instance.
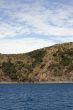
[0,0,73,53]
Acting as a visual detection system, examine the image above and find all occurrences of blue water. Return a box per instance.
[0,83,73,110]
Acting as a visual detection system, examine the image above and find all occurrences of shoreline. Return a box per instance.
[0,81,73,84]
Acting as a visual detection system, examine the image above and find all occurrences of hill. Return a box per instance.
[0,42,73,82]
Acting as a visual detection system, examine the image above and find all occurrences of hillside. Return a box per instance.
[0,42,73,82]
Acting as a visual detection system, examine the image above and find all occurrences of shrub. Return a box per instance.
[2,60,17,80]
[30,49,46,67]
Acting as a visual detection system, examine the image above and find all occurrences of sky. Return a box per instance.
[0,0,73,54]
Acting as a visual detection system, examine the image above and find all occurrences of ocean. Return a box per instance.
[0,83,73,110]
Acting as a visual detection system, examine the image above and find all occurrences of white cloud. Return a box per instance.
[0,0,73,39]
[0,22,16,38]
[0,38,54,54]
[0,21,31,38]
[0,0,73,54]
[3,2,73,37]
[11,11,73,36]
[1,11,73,39]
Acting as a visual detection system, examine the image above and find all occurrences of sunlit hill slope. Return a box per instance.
[0,42,73,82]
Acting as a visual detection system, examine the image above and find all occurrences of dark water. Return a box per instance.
[0,83,73,110]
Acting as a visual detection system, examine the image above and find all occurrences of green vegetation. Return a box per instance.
[0,42,73,82]
[49,43,73,77]
[2,58,17,80]
[28,49,46,67]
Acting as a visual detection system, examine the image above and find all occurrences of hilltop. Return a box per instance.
[0,42,73,82]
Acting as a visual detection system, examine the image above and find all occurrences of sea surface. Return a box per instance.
[0,83,73,110]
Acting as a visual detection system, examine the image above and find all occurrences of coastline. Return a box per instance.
[0,81,73,84]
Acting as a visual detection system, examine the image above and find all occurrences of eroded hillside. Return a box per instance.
[0,42,73,82]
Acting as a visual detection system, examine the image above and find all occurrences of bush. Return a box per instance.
[2,60,17,80]
[30,49,46,67]
[50,48,73,76]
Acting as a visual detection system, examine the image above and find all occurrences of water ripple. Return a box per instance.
[0,83,73,110]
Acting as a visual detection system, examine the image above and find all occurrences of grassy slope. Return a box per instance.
[0,42,73,82]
